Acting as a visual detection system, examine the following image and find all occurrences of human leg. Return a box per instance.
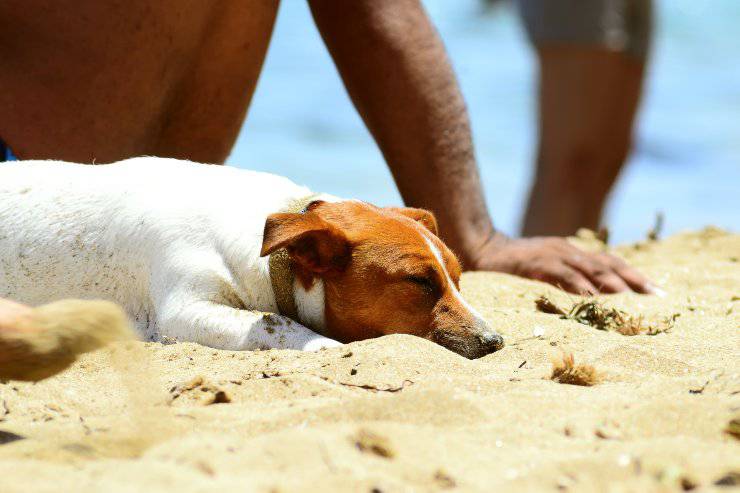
[518,0,652,236]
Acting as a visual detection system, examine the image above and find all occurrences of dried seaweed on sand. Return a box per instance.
[353,429,395,459]
[550,351,600,386]
[725,418,740,440]
[535,296,678,336]
[534,296,566,316]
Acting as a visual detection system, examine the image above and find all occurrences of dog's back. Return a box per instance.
[0,158,309,329]
[2,160,147,310]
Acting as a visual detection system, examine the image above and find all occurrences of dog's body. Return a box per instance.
[0,158,503,358]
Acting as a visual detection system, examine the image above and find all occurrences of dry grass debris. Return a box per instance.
[168,376,232,406]
[550,352,600,386]
[353,429,395,459]
[725,418,740,440]
[535,296,678,336]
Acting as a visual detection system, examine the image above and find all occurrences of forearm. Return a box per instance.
[309,0,496,266]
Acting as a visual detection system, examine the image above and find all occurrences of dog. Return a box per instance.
[0,158,504,359]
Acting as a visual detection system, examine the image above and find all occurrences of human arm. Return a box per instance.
[308,0,653,294]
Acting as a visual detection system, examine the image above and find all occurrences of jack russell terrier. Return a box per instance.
[0,158,504,359]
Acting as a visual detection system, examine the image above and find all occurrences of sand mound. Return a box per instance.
[0,229,737,492]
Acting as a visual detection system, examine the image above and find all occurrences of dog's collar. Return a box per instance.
[269,193,322,330]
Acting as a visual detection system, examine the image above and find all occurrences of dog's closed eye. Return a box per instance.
[405,275,436,293]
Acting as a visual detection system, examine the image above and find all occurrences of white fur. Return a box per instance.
[422,235,489,327]
[0,158,340,351]
[294,280,327,335]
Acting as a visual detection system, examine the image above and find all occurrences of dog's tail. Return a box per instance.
[0,299,135,382]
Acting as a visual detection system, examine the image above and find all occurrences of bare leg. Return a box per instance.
[522,46,647,236]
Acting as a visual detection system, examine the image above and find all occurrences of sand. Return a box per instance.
[0,229,737,492]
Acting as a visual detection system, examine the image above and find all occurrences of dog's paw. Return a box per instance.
[302,337,343,352]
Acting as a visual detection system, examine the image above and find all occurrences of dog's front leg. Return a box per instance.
[155,299,341,352]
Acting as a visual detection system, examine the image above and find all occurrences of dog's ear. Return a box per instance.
[260,212,351,274]
[387,207,439,236]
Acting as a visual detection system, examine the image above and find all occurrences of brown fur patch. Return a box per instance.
[264,200,480,354]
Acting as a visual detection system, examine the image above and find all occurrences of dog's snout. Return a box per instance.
[430,327,505,360]
[477,331,505,353]
[431,297,505,359]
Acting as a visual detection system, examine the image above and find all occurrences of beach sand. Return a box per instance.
[0,229,737,492]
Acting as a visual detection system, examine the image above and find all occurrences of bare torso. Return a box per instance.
[0,0,279,163]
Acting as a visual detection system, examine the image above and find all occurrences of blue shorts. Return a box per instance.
[0,139,17,161]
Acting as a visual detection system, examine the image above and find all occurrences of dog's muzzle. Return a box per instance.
[430,326,504,359]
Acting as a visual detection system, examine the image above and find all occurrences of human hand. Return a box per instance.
[468,234,655,295]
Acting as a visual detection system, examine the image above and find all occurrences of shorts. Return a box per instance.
[0,139,17,162]
[518,0,653,60]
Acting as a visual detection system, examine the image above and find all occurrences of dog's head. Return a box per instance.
[260,200,504,359]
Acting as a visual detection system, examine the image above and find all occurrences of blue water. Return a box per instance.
[229,0,740,244]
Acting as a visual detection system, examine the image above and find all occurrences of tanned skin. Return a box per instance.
[524,47,647,241]
[0,0,652,295]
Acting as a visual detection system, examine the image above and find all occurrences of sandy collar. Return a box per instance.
[268,194,322,329]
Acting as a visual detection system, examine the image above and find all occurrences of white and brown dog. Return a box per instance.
[0,158,503,359]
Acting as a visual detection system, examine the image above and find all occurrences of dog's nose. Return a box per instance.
[462,330,505,359]
[477,331,505,353]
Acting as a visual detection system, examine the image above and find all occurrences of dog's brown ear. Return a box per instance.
[260,212,351,274]
[388,207,439,236]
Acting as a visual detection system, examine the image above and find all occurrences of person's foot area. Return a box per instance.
[467,233,655,295]
[0,298,44,380]
[0,298,135,382]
